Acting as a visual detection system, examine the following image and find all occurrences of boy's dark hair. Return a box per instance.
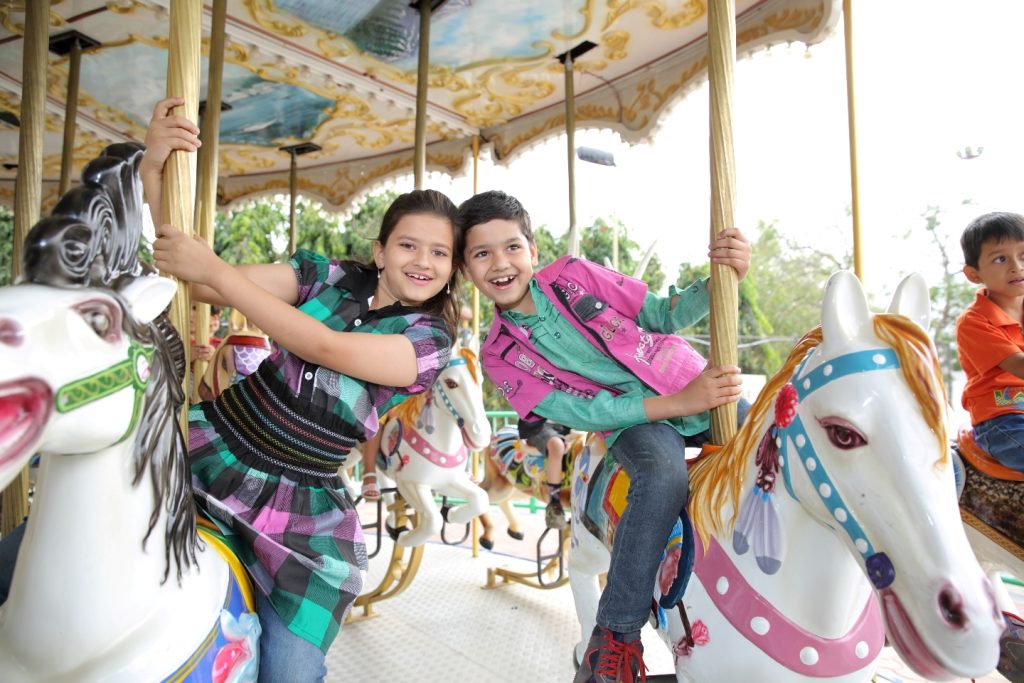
[456,190,533,255]
[961,212,1024,268]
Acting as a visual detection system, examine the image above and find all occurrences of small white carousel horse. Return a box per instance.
[375,343,493,547]
[0,144,258,682]
[569,271,1003,682]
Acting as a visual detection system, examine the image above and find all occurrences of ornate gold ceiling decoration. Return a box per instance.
[604,0,706,31]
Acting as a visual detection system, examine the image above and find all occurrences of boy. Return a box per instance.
[517,417,572,529]
[957,211,1024,470]
[458,190,748,682]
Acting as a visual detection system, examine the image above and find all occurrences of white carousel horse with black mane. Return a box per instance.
[0,144,258,682]
[371,338,493,547]
[569,271,1003,682]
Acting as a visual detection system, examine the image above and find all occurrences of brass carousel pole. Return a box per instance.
[2,0,49,535]
[707,0,739,445]
[413,0,431,189]
[470,134,481,559]
[162,0,202,417]
[287,150,297,254]
[843,0,864,283]
[55,34,89,194]
[563,52,579,257]
[192,0,227,402]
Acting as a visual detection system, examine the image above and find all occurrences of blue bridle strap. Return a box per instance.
[779,347,901,562]
[436,356,471,428]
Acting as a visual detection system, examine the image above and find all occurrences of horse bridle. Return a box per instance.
[435,356,470,429]
[53,338,154,445]
[777,346,901,590]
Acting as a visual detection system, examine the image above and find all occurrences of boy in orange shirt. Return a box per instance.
[956,211,1024,469]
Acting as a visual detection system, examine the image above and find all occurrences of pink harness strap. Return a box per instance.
[693,535,883,677]
[403,426,467,468]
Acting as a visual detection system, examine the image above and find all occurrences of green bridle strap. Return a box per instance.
[54,340,154,444]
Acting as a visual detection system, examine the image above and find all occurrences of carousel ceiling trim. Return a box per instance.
[0,0,840,213]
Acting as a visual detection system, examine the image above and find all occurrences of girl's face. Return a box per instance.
[372,213,454,307]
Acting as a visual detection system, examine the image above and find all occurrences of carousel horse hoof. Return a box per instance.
[385,523,409,542]
[479,536,495,551]
[508,529,525,541]
[998,613,1024,683]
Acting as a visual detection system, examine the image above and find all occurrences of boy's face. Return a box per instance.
[964,237,1024,298]
[462,218,538,311]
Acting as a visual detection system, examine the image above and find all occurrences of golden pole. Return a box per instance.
[192,0,227,402]
[3,0,49,535]
[58,38,82,195]
[707,0,739,445]
[470,134,481,559]
[843,0,864,283]
[287,150,297,255]
[162,0,202,417]
[564,54,579,257]
[413,1,431,189]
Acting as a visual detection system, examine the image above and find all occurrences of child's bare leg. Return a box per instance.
[360,430,383,501]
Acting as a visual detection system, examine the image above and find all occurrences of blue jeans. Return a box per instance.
[598,422,690,633]
[256,592,327,683]
[0,523,325,682]
[975,413,1024,472]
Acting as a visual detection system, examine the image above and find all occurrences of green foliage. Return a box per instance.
[0,205,11,286]
[675,221,851,378]
[342,189,399,265]
[213,198,288,265]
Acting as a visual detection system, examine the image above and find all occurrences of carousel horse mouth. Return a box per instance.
[0,379,51,468]
[879,588,971,680]
[462,426,489,452]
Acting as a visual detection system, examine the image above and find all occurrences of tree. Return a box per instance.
[340,189,398,265]
[213,198,288,265]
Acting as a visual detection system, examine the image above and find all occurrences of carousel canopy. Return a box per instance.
[0,0,839,213]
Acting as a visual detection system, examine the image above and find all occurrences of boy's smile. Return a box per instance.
[462,218,538,314]
[965,237,1024,313]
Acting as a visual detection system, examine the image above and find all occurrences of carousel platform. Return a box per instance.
[325,497,1014,683]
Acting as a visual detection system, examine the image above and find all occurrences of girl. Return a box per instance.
[142,98,460,681]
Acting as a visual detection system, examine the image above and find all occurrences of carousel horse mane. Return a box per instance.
[21,142,197,583]
[688,314,948,549]
[387,346,480,431]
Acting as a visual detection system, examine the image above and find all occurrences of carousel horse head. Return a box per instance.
[683,271,1002,679]
[0,142,196,579]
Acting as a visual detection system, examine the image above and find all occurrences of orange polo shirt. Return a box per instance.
[956,289,1024,425]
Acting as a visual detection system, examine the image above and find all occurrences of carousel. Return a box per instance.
[0,1,1018,681]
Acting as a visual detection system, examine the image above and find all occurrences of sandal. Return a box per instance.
[361,473,381,501]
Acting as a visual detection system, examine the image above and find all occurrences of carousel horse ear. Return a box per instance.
[120,275,177,325]
[887,272,931,331]
[820,271,873,351]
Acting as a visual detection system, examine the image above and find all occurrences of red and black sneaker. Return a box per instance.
[573,626,647,683]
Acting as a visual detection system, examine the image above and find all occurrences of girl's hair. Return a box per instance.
[375,189,461,335]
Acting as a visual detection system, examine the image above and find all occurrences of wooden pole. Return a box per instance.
[843,0,864,283]
[192,0,227,402]
[161,0,202,415]
[58,38,82,195]
[470,134,481,559]
[287,150,297,255]
[707,0,739,445]
[564,54,579,257]
[2,0,49,536]
[413,1,431,189]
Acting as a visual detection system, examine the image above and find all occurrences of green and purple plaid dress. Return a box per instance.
[188,250,451,652]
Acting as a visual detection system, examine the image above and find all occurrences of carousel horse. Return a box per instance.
[0,144,258,682]
[196,323,272,401]
[374,342,493,547]
[476,424,586,550]
[569,271,1003,682]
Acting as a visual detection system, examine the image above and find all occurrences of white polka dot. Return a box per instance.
[800,647,820,665]
[834,507,848,523]
[410,436,418,444]
[439,456,446,464]
[424,447,431,454]
[818,483,832,498]
[823,364,833,376]
[805,457,817,471]
[855,641,869,659]
[716,577,729,595]
[872,353,887,365]
[795,434,806,448]
[778,455,784,468]
[750,617,770,635]
[855,539,868,554]
[775,437,782,449]
[803,378,811,390]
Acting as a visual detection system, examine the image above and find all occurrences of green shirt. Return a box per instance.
[502,277,710,446]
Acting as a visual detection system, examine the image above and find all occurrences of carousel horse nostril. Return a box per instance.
[939,585,969,629]
[0,318,23,347]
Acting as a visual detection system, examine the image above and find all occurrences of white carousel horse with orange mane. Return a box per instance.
[569,271,1003,682]
[0,144,258,682]
[371,340,493,547]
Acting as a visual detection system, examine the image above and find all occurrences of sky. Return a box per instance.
[405,0,1024,300]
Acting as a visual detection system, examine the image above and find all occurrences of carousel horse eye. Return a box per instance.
[819,417,867,450]
[444,379,459,390]
[74,299,120,342]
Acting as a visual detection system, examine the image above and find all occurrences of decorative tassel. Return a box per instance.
[733,425,785,574]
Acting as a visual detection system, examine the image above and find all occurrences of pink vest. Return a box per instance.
[481,256,707,421]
